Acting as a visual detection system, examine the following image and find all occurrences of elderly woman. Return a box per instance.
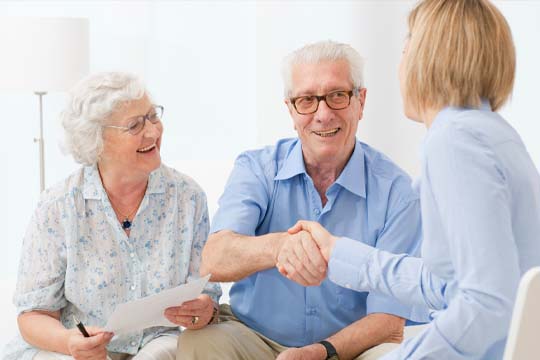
[4,72,221,360]
[285,1,540,359]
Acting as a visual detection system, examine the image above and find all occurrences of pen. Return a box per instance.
[73,315,90,338]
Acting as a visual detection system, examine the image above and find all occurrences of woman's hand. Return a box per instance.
[67,326,114,360]
[164,294,216,330]
[288,221,338,262]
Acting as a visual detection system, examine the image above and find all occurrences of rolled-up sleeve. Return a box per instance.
[210,153,270,236]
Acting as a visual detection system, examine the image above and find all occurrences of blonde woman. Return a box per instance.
[287,1,540,359]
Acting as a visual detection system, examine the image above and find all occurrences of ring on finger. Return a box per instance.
[191,316,199,325]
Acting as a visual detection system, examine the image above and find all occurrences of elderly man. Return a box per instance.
[177,41,424,360]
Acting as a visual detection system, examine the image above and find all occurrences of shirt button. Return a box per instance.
[314,209,321,216]
[130,252,135,258]
[130,340,137,346]
[130,284,136,290]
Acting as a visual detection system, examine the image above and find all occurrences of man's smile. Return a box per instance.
[312,128,341,137]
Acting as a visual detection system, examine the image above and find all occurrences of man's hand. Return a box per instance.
[276,230,327,286]
[67,326,113,360]
[164,294,216,330]
[288,221,338,262]
[276,343,327,360]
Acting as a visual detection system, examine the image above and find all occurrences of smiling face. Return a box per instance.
[100,95,163,179]
[286,60,366,165]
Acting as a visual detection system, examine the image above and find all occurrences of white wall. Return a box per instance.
[1,0,539,349]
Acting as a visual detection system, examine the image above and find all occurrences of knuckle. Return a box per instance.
[289,268,297,277]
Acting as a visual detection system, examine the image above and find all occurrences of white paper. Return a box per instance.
[104,274,211,335]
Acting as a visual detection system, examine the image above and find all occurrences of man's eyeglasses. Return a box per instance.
[290,89,359,115]
[103,105,164,135]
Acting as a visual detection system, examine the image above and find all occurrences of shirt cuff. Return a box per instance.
[210,220,255,236]
[328,237,375,291]
[367,293,414,319]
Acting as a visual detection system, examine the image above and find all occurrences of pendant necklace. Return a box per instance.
[98,166,146,231]
[109,198,142,230]
[119,208,137,230]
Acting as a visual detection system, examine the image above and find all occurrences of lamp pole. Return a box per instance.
[0,17,89,194]
[33,91,47,192]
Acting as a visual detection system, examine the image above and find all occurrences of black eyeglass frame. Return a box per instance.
[289,89,360,115]
[103,105,164,135]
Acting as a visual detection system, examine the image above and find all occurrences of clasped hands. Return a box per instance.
[276,220,338,286]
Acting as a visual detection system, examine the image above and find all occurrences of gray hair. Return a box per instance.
[61,72,147,165]
[281,40,365,97]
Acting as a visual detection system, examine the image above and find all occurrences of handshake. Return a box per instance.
[275,220,338,287]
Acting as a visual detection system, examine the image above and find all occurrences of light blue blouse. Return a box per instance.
[3,164,221,360]
[329,102,540,359]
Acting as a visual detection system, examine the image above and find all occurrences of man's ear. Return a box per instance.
[285,99,298,130]
[357,88,367,120]
[285,99,294,117]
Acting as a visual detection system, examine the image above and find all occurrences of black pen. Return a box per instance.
[73,315,90,337]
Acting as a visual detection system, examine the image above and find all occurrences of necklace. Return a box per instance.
[112,203,137,230]
[108,196,144,230]
[97,165,147,231]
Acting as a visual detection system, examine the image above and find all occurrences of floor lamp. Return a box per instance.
[0,17,89,192]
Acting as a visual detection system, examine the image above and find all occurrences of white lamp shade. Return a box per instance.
[0,17,89,92]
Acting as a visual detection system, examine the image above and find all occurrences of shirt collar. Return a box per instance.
[430,98,492,133]
[334,142,366,198]
[82,165,104,200]
[146,166,166,194]
[274,139,366,198]
[83,164,166,200]
[274,140,307,180]
[479,99,491,111]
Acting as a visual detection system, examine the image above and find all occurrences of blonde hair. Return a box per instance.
[404,0,515,112]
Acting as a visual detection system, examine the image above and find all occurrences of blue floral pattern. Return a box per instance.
[3,164,221,360]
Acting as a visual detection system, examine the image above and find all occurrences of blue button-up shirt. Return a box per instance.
[329,102,540,359]
[4,164,221,360]
[211,138,424,347]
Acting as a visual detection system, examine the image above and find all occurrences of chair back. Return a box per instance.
[504,267,540,360]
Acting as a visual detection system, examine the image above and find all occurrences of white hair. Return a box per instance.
[281,40,365,97]
[61,72,148,165]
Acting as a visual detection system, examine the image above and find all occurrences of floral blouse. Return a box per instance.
[3,164,221,360]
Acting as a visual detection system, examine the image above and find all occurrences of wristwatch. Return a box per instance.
[318,340,339,360]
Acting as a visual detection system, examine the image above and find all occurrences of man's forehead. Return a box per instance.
[290,60,352,94]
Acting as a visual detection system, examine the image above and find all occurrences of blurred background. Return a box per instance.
[0,0,538,349]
